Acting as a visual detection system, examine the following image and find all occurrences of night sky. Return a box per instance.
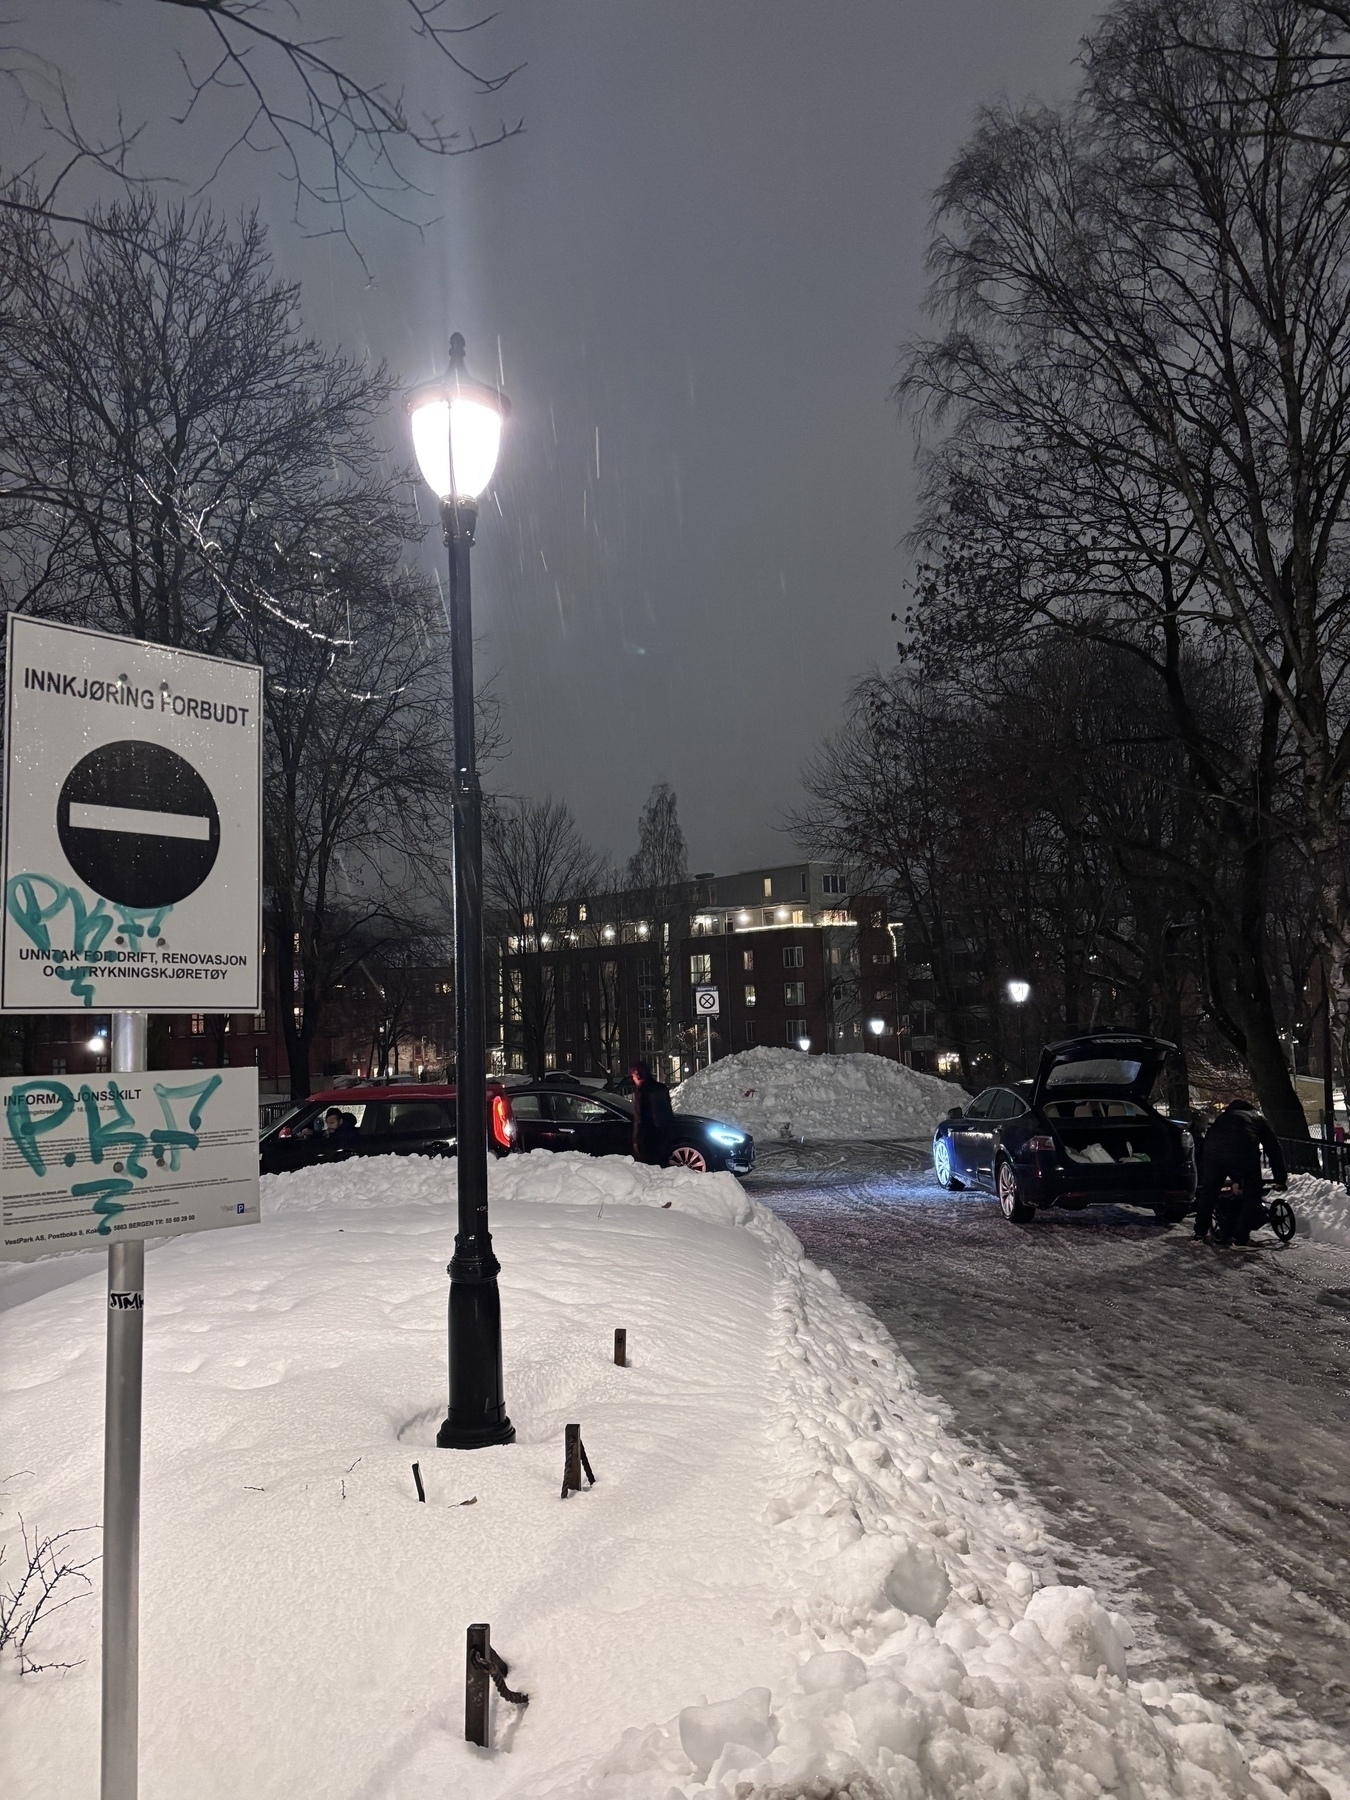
[4,1,1102,869]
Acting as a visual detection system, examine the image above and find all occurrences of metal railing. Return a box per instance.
[1278,1136,1350,1184]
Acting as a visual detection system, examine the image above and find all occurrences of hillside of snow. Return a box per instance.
[673,1047,968,1141]
[2,1148,1326,1799]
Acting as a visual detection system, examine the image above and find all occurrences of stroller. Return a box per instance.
[1214,1176,1297,1245]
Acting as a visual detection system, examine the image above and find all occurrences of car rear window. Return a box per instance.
[1043,1098,1148,1119]
[1045,1058,1141,1089]
[363,1101,455,1135]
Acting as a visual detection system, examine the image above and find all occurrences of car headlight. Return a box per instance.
[709,1126,745,1147]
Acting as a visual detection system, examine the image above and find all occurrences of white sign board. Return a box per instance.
[2,616,262,1013]
[1,1065,260,1260]
[694,985,720,1016]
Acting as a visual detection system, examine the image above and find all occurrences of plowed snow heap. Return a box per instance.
[673,1047,968,1142]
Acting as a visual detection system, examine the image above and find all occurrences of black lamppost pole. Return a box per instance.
[407,333,514,1449]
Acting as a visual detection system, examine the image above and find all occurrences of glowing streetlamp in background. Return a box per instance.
[407,333,514,1451]
[1006,979,1031,1005]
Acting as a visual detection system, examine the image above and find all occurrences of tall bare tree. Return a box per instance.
[484,796,605,1077]
[898,0,1350,1130]
[1,2,522,257]
[625,782,689,1077]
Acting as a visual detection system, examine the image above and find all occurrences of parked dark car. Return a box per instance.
[931,1032,1196,1224]
[259,1082,517,1176]
[506,1076,755,1175]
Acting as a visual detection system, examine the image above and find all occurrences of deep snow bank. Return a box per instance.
[673,1047,968,1141]
[2,1151,1335,1800]
[1287,1171,1350,1250]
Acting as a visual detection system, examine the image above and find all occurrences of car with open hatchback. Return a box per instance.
[931,1031,1196,1224]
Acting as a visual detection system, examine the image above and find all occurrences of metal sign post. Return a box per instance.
[1,617,265,1798]
[102,1009,146,1800]
[694,985,719,1070]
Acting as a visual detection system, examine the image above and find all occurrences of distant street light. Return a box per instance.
[797,1036,811,1052]
[407,333,514,1451]
[87,1032,108,1054]
[868,1018,886,1037]
[1006,979,1031,1005]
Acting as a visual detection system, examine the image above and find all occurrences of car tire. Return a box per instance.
[667,1143,709,1173]
[996,1158,1035,1223]
[933,1136,963,1190]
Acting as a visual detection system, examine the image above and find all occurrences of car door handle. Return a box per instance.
[555,1126,575,1136]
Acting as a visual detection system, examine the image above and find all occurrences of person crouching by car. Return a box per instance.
[629,1060,673,1165]
[1196,1098,1288,1245]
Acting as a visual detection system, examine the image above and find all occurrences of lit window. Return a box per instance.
[690,953,712,985]
[255,1013,267,1032]
[763,877,773,898]
[742,949,754,971]
[744,984,756,1007]
[52,1056,66,1074]
[791,909,805,924]
[784,981,806,1007]
[578,904,588,922]
[782,946,804,969]
[190,1013,205,1036]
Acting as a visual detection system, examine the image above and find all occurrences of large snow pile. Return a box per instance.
[673,1046,968,1141]
[2,1151,1337,1800]
[1287,1171,1350,1250]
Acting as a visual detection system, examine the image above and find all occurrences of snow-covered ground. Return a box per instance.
[674,1047,968,1142]
[1287,1171,1350,1249]
[0,1151,1332,1799]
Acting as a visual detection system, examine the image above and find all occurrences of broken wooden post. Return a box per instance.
[560,1423,596,1499]
[614,1328,627,1367]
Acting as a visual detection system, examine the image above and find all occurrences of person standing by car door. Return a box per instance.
[630,1060,673,1164]
[1196,1099,1288,1244]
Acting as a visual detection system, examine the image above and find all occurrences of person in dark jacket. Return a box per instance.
[629,1060,673,1165]
[1195,1099,1288,1244]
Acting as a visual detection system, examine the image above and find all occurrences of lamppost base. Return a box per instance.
[436,1415,516,1449]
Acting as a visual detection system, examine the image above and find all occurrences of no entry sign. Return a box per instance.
[2,617,262,1012]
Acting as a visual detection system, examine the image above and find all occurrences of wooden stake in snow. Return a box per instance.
[560,1423,596,1498]
[465,1622,529,1745]
[412,1462,426,1503]
[614,1328,627,1367]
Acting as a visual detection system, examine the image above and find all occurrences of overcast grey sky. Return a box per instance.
[7,1,1103,871]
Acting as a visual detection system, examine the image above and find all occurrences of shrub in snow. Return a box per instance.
[672,1048,967,1141]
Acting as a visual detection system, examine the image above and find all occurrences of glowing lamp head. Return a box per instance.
[1006,979,1031,1005]
[406,333,509,502]
[868,1018,886,1035]
[797,1036,811,1052]
[87,1033,108,1053]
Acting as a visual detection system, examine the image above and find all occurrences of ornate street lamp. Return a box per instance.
[407,334,514,1449]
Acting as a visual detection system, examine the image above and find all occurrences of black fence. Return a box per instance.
[1278,1137,1350,1184]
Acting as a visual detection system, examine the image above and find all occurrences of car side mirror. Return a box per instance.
[946,1106,964,1119]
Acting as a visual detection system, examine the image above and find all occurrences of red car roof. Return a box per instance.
[304,1082,511,1106]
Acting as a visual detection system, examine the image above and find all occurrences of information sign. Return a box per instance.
[2,616,262,1012]
[0,1065,260,1260]
[694,985,720,1016]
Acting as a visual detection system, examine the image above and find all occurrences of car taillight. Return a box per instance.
[491,1093,515,1149]
[278,1125,292,1138]
[1025,1135,1055,1153]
